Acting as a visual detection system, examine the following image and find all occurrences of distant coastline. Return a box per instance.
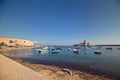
[0,38,34,48]
[95,44,120,46]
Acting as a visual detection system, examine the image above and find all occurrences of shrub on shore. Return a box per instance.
[0,42,7,46]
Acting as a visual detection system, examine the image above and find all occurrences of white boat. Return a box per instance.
[51,47,61,53]
[34,49,48,53]
[42,46,49,50]
[52,49,61,53]
[68,48,72,51]
[73,49,79,53]
[34,46,49,53]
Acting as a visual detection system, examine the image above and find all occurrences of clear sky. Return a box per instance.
[0,0,120,44]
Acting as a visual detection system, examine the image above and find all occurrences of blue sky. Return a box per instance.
[0,0,120,44]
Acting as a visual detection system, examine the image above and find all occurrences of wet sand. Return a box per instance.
[12,58,112,80]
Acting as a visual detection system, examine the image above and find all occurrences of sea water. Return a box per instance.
[2,46,120,78]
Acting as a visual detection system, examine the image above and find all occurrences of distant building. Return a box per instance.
[0,38,34,47]
[80,40,86,46]
[80,40,91,46]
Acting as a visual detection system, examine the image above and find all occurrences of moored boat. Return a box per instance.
[68,48,72,51]
[42,46,49,50]
[73,49,79,53]
[106,47,112,50]
[118,48,120,50]
[34,46,49,53]
[35,49,49,53]
[52,49,61,53]
[94,50,101,54]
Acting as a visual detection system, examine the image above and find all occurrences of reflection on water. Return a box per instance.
[1,46,120,78]
[2,49,33,58]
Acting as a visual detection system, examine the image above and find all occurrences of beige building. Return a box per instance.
[0,38,34,47]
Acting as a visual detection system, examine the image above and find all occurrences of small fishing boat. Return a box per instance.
[73,49,79,53]
[51,46,62,53]
[42,46,49,50]
[94,50,101,54]
[68,48,72,51]
[34,46,49,53]
[35,49,48,53]
[106,47,112,50]
[118,48,120,49]
[52,49,61,53]
[50,46,56,51]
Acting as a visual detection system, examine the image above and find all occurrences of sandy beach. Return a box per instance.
[0,48,115,80]
[0,54,48,80]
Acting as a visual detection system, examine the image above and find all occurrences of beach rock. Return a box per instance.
[61,68,73,76]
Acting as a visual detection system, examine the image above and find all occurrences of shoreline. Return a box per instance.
[0,54,47,80]
[0,47,33,50]
[0,47,33,53]
[0,48,116,80]
[11,57,113,80]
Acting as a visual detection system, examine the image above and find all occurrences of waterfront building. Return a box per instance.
[80,40,91,46]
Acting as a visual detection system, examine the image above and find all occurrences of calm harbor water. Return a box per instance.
[1,46,120,78]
